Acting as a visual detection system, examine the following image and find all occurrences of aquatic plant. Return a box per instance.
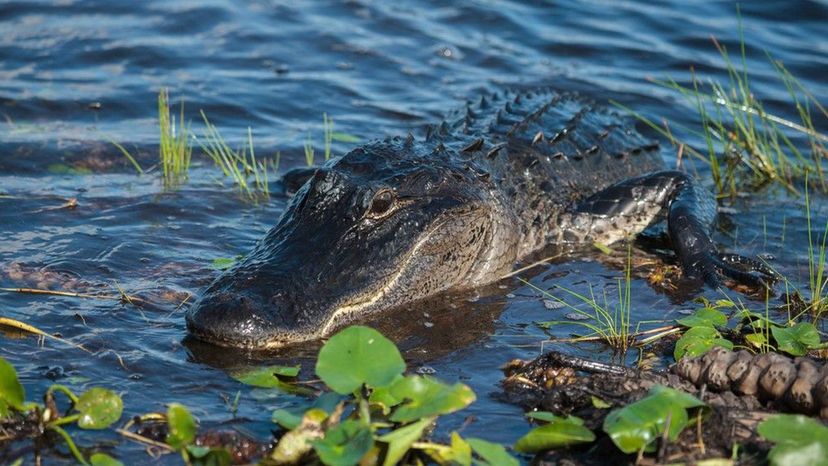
[758,414,828,466]
[615,17,827,197]
[304,113,360,166]
[0,326,518,465]
[197,112,272,202]
[532,244,635,358]
[0,357,124,465]
[158,89,193,187]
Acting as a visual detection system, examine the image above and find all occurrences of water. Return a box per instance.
[1,1,826,463]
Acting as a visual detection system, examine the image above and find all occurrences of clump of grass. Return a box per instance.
[158,89,193,187]
[303,113,359,166]
[804,178,828,319]
[197,111,272,202]
[530,245,635,358]
[615,17,827,197]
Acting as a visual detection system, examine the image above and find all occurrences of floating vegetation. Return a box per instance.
[158,89,193,187]
[616,19,827,197]
[197,112,272,202]
[0,325,518,465]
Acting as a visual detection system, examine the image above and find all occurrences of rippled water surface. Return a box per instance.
[1,1,827,463]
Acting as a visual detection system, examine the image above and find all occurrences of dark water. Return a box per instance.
[1,1,826,464]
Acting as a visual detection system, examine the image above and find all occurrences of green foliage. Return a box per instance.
[388,375,476,422]
[771,322,820,356]
[166,403,197,450]
[0,356,25,416]
[378,417,433,466]
[514,415,595,453]
[158,89,193,188]
[312,420,374,466]
[603,385,705,454]
[758,414,828,466]
[199,112,271,202]
[676,307,727,328]
[466,437,520,466]
[231,364,303,392]
[315,325,406,394]
[674,326,733,360]
[614,18,827,197]
[89,453,124,466]
[271,325,513,466]
[75,388,123,430]
[210,257,237,270]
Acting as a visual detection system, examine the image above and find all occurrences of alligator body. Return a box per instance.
[186,90,769,349]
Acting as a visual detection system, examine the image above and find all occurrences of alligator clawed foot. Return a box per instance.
[702,252,780,290]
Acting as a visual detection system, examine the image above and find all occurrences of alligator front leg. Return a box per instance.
[556,170,776,287]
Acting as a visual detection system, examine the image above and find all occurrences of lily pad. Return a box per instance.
[603,385,705,454]
[466,437,519,466]
[389,375,476,423]
[75,388,123,430]
[758,414,828,466]
[514,416,595,453]
[0,357,24,416]
[232,365,300,389]
[312,420,373,466]
[166,403,197,450]
[316,326,405,394]
[772,322,820,356]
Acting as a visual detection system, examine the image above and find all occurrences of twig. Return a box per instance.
[0,317,90,353]
[115,428,174,452]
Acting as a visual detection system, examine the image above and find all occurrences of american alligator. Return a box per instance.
[186,90,773,349]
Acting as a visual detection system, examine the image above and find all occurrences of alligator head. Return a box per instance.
[186,137,518,348]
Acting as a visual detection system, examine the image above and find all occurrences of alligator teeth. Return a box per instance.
[462,138,484,153]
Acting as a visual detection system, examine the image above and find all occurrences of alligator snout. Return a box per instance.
[185,288,316,349]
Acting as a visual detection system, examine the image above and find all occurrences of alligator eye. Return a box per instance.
[366,190,395,219]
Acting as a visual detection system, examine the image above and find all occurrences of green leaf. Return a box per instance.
[676,308,727,328]
[75,388,123,429]
[389,375,476,423]
[90,453,124,466]
[772,322,821,357]
[445,432,472,466]
[602,385,705,454]
[758,414,828,466]
[312,420,373,466]
[745,332,768,349]
[591,396,611,409]
[368,380,403,414]
[467,437,519,466]
[331,132,360,143]
[674,326,733,360]
[232,365,300,388]
[272,409,303,430]
[378,417,433,466]
[0,357,25,417]
[272,393,343,430]
[210,257,237,270]
[166,403,197,450]
[514,417,595,453]
[316,326,405,394]
[188,446,233,466]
